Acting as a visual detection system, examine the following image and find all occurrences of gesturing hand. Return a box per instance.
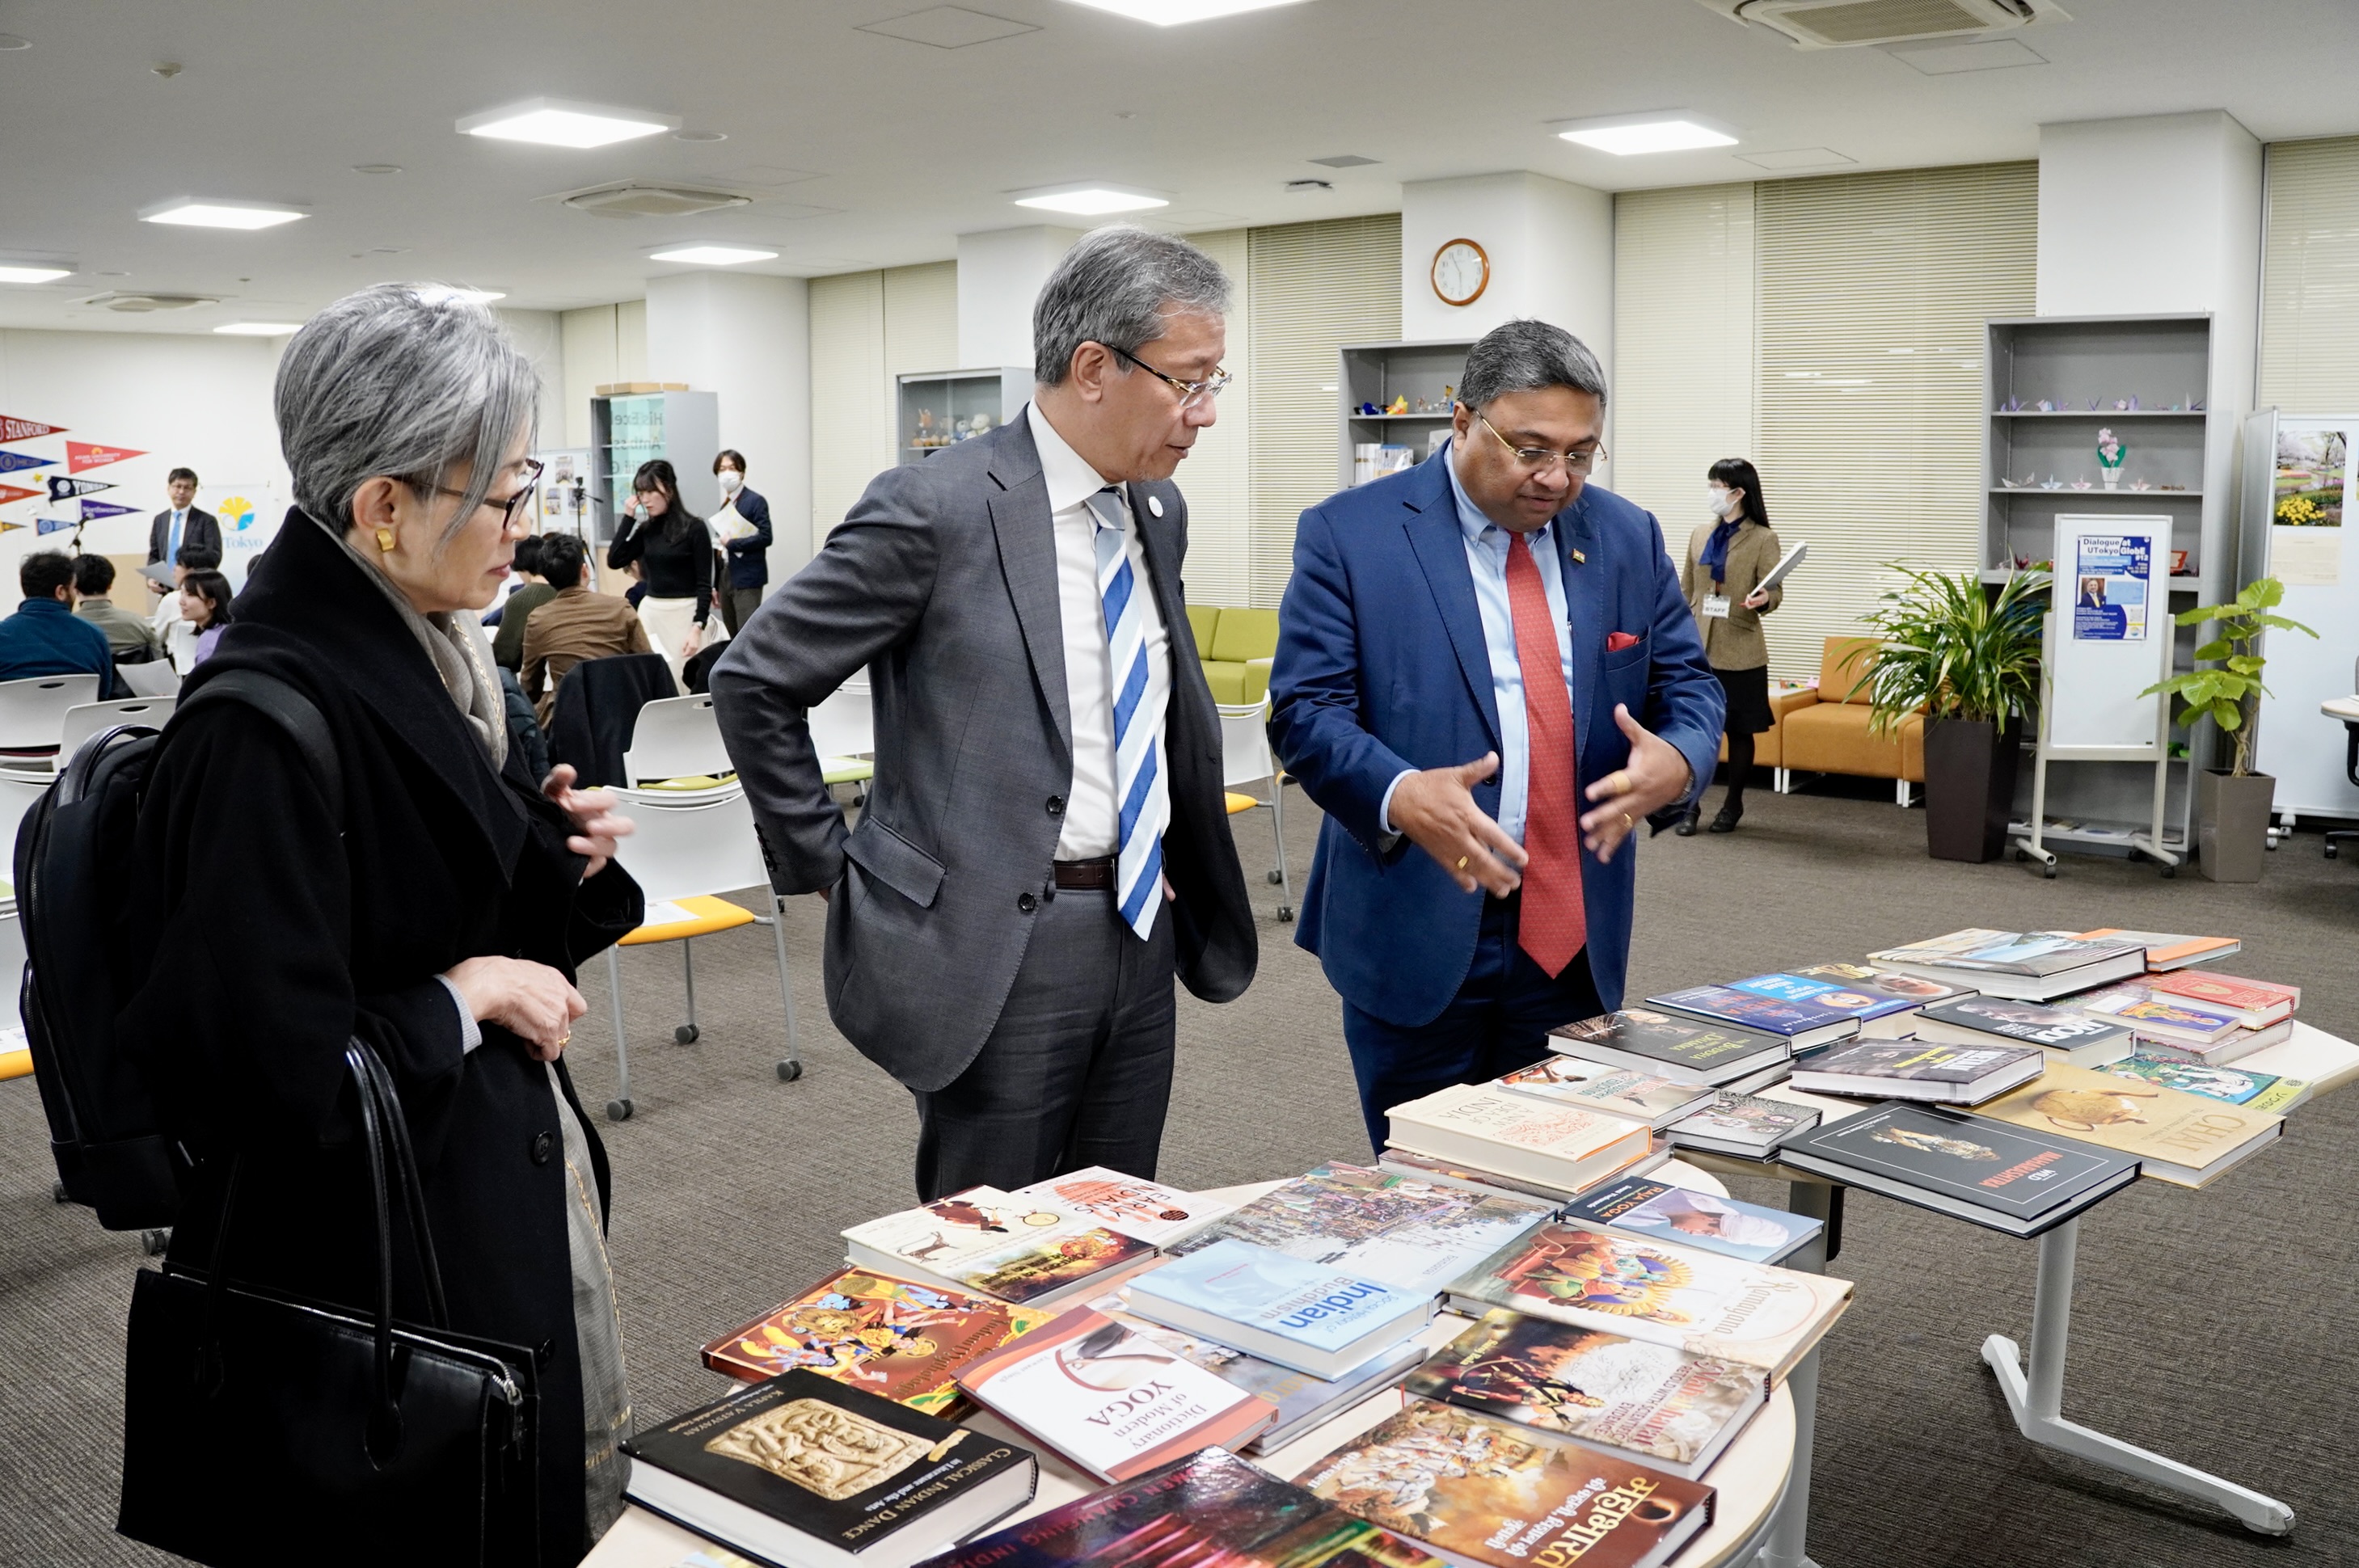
[1388,752,1529,897]
[542,762,634,879]
[1578,705,1695,864]
[445,955,589,1062]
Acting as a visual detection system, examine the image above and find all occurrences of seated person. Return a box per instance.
[71,554,165,661]
[179,569,234,669]
[0,550,117,695]
[150,542,222,674]
[491,533,555,672]
[521,533,650,725]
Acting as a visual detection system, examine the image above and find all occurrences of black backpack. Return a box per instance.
[14,669,342,1232]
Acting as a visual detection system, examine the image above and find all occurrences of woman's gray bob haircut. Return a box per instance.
[1458,318,1609,413]
[276,282,539,539]
[1033,226,1230,387]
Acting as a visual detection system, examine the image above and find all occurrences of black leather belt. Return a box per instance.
[1053,856,1116,890]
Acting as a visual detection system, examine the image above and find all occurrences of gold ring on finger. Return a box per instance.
[1455,855,1470,870]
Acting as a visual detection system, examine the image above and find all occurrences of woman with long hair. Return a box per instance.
[606,457,712,687]
[1676,457,1783,834]
[177,567,234,668]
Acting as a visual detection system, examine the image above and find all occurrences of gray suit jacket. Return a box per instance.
[711,417,1256,1093]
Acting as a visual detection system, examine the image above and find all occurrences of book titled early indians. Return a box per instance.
[1404,1309,1766,1480]
[700,1269,1053,1414]
[841,1187,1159,1309]
[1552,1008,1791,1086]
[1494,1055,1719,1130]
[1170,1161,1552,1299]
[1775,1102,2137,1237]
[921,1449,1446,1568]
[1300,1402,1715,1568]
[1975,1062,2286,1188]
[1448,1222,1850,1382]
[1007,1167,1234,1248]
[1386,1083,1652,1195]
[622,1369,1038,1568]
[953,1308,1277,1482]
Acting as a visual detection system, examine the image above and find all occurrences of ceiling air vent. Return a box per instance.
[1698,0,2064,48]
[560,183,753,220]
[82,291,222,312]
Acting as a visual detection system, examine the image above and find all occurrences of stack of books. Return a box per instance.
[1866,929,2146,1001]
[1909,995,2133,1068]
[1493,1053,1724,1131]
[842,1187,1163,1309]
[1122,1238,1437,1380]
[1560,1178,1822,1267]
[2073,926,2242,971]
[1791,1038,2045,1106]
[1552,1009,1792,1087]
[1641,983,1864,1056]
[2061,984,2279,1064]
[1385,1081,1654,1197]
[1661,1092,1822,1157]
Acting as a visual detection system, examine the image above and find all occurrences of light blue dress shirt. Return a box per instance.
[1379,442,1575,846]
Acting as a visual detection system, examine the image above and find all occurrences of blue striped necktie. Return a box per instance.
[1086,487,1167,939]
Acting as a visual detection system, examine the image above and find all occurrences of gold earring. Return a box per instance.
[374,526,397,554]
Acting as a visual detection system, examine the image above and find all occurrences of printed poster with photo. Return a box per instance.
[2272,427,2345,588]
[2071,534,2150,642]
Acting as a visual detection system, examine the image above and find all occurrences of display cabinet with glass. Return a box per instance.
[897,369,1031,466]
[589,390,720,544]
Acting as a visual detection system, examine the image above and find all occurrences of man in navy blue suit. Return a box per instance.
[1270,319,1724,1153]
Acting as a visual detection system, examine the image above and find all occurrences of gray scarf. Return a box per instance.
[316,516,509,771]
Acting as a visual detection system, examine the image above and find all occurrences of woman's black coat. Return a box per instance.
[117,512,644,1563]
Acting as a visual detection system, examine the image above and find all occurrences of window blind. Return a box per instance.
[1177,229,1252,609]
[1754,162,2036,678]
[2259,136,2359,410]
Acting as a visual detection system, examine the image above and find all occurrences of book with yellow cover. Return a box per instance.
[1975,1062,2285,1188]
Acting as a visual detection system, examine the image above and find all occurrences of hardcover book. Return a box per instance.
[2066,984,2243,1047]
[699,1269,1053,1414]
[842,1188,1159,1309]
[1386,1082,1652,1195]
[2100,1052,2312,1114]
[2143,971,2299,1026]
[1867,929,2145,999]
[1495,1054,1720,1130]
[1789,1039,2045,1106]
[1375,1144,1672,1205]
[2073,927,2243,971]
[1644,984,1863,1053]
[1125,1238,1437,1380]
[920,1449,1446,1568]
[1447,1222,1851,1381]
[1724,972,1921,1026]
[1911,997,2133,1067]
[1661,1092,1821,1157]
[1775,1102,2137,1237]
[1299,1402,1715,1568]
[1007,1168,1234,1247]
[954,1309,1277,1482]
[1563,1178,1820,1266]
[1403,1309,1766,1479]
[622,1369,1038,1568]
[1169,1161,1553,1299]
[1552,1007,1792,1085]
[1974,1062,2286,1188]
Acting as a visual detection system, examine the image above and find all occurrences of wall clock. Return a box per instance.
[1430,238,1489,307]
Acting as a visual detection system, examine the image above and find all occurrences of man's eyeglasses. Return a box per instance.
[1479,413,1605,476]
[418,457,544,529]
[1107,344,1233,411]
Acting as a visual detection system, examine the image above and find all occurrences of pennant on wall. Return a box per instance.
[45,476,113,503]
[0,483,38,508]
[75,499,138,520]
[0,450,56,475]
[0,416,65,444]
[35,516,76,534]
[65,440,146,474]
[0,522,23,533]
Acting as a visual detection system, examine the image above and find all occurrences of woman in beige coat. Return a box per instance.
[1677,458,1782,834]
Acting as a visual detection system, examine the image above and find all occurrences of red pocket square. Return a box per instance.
[1606,631,1644,652]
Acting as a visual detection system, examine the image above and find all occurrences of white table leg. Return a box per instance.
[1753,1179,1834,1568]
[1979,1220,2295,1536]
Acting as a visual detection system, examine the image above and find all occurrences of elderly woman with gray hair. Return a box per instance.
[117,283,644,1562]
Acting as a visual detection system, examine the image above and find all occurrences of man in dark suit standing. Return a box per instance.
[714,228,1255,1199]
[712,448,772,637]
[1270,320,1725,1154]
[145,467,221,599]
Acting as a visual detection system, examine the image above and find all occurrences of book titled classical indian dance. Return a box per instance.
[1552,1007,1791,1085]
[1006,1167,1234,1247]
[1561,1178,1820,1267]
[1866,929,2146,1000]
[1446,1221,1850,1382]
[918,1449,1447,1568]
[622,1369,1038,1568]
[1125,1238,1437,1379]
[1494,1054,1721,1130]
[953,1307,1277,1482]
[1299,1402,1715,1568]
[841,1187,1160,1309]
[1661,1091,1821,1157]
[1386,1082,1653,1195]
[1973,1061,2286,1188]
[2100,1051,2313,1113]
[2142,971,2299,1028]
[1790,1039,2045,1106]
[1910,996,2134,1068]
[2072,927,2243,972]
[1775,1101,2138,1237]
[1404,1309,1766,1479]
[699,1268,1053,1414]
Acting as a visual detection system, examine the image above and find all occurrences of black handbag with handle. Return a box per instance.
[118,1040,543,1566]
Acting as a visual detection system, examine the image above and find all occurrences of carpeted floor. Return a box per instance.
[4,772,2354,1566]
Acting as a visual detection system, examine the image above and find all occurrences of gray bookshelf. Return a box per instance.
[589,390,719,544]
[1338,339,1473,490]
[897,368,1029,466]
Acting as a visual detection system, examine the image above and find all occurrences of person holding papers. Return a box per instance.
[1676,458,1784,835]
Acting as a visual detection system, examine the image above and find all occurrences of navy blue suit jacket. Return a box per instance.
[1269,449,1724,1029]
[724,485,774,590]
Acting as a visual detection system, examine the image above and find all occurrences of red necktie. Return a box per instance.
[1506,533,1585,977]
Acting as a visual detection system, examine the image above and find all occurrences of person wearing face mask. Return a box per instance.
[605,457,712,688]
[711,449,773,638]
[1675,458,1782,835]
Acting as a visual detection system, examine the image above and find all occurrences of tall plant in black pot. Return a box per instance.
[1849,565,2047,862]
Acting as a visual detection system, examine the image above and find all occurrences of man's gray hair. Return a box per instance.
[1458,318,1608,412]
[1033,226,1230,386]
[276,283,539,540]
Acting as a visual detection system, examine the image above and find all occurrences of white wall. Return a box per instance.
[956,226,1079,371]
[496,308,567,453]
[559,301,649,449]
[1401,171,1614,365]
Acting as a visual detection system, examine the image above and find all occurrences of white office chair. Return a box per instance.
[622,693,735,788]
[0,769,50,862]
[598,782,800,1121]
[116,661,181,698]
[0,673,104,767]
[55,698,176,768]
[808,686,876,791]
[1217,699,1294,922]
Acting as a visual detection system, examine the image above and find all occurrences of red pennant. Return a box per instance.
[0,415,64,443]
[65,440,144,474]
[0,483,37,508]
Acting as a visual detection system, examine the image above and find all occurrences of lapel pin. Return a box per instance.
[1147,495,1164,518]
[1571,548,1586,565]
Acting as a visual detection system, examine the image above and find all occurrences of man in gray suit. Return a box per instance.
[712,227,1256,1200]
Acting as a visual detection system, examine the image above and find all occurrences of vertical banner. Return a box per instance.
[205,487,282,589]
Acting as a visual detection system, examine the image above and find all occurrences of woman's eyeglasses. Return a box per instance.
[418,457,544,528]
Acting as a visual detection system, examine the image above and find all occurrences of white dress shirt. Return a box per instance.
[1028,402,1172,862]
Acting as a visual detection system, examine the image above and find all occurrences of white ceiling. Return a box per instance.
[0,0,2352,332]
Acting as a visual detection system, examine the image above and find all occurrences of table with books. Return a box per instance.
[586,1153,1846,1568]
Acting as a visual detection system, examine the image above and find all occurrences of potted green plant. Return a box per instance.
[1849,565,2047,862]
[2142,576,2315,883]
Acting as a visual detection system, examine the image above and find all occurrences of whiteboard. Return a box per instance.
[2250,414,2359,817]
[2045,512,2173,754]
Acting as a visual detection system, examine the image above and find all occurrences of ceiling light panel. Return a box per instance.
[214,322,302,335]
[648,245,778,265]
[1058,0,1310,23]
[0,265,73,284]
[1556,116,1738,155]
[859,7,1042,47]
[1013,186,1169,215]
[140,197,307,230]
[458,98,677,149]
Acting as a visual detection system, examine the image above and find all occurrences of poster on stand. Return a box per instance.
[2270,427,2344,588]
[2070,533,2151,643]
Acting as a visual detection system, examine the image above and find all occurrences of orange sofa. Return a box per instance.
[1772,637,1926,804]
